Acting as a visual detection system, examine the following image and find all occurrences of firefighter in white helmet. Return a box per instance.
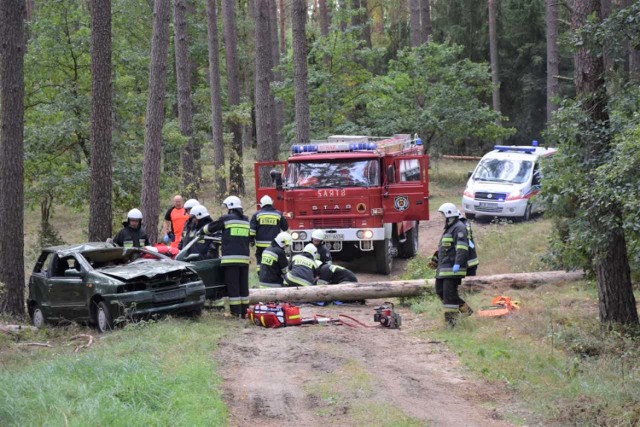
[113,209,150,248]
[258,232,292,288]
[311,229,332,265]
[250,194,289,273]
[284,243,318,287]
[200,195,251,318]
[435,202,473,327]
[178,199,200,250]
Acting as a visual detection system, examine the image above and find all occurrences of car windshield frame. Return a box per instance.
[80,248,170,270]
[284,159,380,189]
[472,158,534,184]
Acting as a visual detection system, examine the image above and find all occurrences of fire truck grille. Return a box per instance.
[298,208,352,216]
[311,218,356,228]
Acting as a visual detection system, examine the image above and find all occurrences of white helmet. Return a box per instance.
[438,202,460,219]
[184,199,199,209]
[127,208,143,220]
[303,243,318,258]
[275,231,292,248]
[260,195,274,206]
[311,229,325,241]
[222,195,242,209]
[191,205,209,220]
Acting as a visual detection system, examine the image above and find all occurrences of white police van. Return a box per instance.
[461,143,557,220]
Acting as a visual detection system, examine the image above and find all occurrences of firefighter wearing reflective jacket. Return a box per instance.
[311,229,332,265]
[435,203,474,326]
[284,243,318,287]
[259,232,292,288]
[317,262,358,285]
[458,214,479,276]
[186,205,218,260]
[201,196,250,318]
[178,198,200,250]
[113,209,150,248]
[250,195,289,273]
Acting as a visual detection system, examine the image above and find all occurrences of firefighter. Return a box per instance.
[178,198,200,250]
[250,195,289,273]
[317,262,358,285]
[200,196,251,318]
[258,232,292,288]
[113,209,150,248]
[284,243,318,287]
[458,213,479,276]
[185,205,217,260]
[435,202,473,327]
[311,229,332,265]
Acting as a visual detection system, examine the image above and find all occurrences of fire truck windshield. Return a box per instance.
[285,159,380,188]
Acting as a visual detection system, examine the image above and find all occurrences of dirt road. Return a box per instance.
[215,220,515,426]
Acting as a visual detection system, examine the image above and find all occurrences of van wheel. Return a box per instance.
[465,213,476,220]
[398,224,419,258]
[522,204,532,222]
[94,301,113,333]
[375,237,393,275]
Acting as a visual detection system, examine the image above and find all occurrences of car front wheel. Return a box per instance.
[95,301,113,333]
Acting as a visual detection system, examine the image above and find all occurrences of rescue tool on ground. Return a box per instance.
[373,302,402,329]
[255,134,430,275]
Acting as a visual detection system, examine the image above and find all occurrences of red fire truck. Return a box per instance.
[254,134,429,274]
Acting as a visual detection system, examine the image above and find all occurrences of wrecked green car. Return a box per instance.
[27,243,208,332]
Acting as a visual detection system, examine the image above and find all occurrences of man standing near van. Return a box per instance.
[434,203,474,327]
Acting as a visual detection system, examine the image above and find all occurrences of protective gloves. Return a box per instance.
[163,234,170,244]
[452,264,460,273]
[469,240,475,249]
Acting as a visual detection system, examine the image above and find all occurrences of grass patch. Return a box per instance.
[410,284,640,426]
[0,313,237,426]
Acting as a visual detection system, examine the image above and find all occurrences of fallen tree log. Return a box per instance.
[442,154,482,161]
[248,270,583,304]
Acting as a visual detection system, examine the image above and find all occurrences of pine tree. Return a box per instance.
[291,0,310,144]
[88,0,113,242]
[546,0,559,121]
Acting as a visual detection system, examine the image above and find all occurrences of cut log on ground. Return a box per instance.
[0,324,38,334]
[442,154,482,161]
[249,270,584,304]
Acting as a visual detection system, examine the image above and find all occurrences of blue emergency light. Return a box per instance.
[292,142,377,154]
[494,145,536,154]
[291,144,319,154]
[415,137,422,146]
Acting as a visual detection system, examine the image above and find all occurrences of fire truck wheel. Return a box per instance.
[398,225,419,258]
[375,237,393,275]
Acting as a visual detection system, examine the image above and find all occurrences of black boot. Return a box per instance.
[444,311,459,327]
[459,303,474,317]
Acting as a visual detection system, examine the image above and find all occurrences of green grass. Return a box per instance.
[0,314,236,426]
[409,284,640,426]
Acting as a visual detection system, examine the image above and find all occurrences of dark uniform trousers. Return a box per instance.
[224,265,249,318]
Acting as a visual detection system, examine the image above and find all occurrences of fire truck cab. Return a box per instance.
[254,134,429,274]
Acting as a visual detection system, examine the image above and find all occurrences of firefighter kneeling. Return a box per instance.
[435,202,474,327]
[258,232,292,288]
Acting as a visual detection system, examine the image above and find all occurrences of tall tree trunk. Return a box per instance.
[88,0,113,242]
[0,0,26,317]
[269,0,284,157]
[278,0,286,54]
[488,0,501,113]
[621,0,640,77]
[409,0,421,47]
[318,0,329,36]
[351,0,371,48]
[222,0,244,195]
[571,0,639,325]
[206,0,226,198]
[141,0,171,244]
[255,0,275,169]
[173,0,197,197]
[420,0,431,43]
[291,0,310,145]
[545,0,559,122]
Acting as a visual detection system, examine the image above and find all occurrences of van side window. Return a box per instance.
[532,164,541,186]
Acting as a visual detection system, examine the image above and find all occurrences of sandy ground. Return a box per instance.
[215,220,516,427]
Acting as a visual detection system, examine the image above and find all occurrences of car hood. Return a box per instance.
[97,260,191,281]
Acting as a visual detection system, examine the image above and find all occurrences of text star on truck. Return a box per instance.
[254,134,429,275]
[461,143,557,221]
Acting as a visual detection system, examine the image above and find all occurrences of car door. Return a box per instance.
[47,254,89,320]
[254,161,287,212]
[188,258,226,300]
[29,251,54,317]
